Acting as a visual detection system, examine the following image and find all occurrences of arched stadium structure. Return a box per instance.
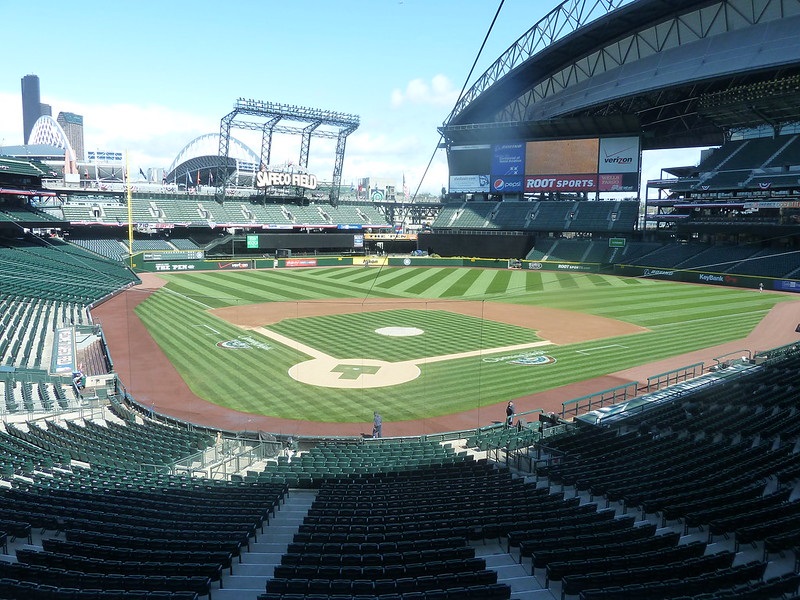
[1,1,800,599]
[27,115,77,166]
[165,133,261,188]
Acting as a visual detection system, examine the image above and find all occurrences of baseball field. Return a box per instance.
[129,266,791,424]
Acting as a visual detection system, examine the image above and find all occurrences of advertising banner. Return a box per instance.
[449,174,490,193]
[143,250,204,261]
[51,327,76,375]
[491,176,524,193]
[154,262,198,272]
[524,175,597,193]
[285,258,318,267]
[598,172,639,192]
[775,280,800,293]
[598,136,640,173]
[491,143,525,176]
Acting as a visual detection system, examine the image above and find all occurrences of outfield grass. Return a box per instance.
[134,267,790,422]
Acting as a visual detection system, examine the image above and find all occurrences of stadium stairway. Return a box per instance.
[221,488,317,599]
[512,480,800,600]
[0,488,314,600]
[474,541,545,599]
[219,486,544,600]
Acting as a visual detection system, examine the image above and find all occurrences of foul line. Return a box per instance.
[159,287,214,310]
[193,324,221,335]
[251,327,334,361]
[575,344,628,355]
[646,309,770,328]
[405,340,553,365]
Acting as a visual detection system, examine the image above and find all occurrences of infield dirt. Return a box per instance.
[210,297,647,345]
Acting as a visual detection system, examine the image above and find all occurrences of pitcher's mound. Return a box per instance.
[375,326,424,337]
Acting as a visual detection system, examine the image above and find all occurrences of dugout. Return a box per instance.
[418,231,535,259]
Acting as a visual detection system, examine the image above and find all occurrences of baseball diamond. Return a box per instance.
[90,266,800,437]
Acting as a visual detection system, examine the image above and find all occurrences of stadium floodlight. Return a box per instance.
[216,98,359,205]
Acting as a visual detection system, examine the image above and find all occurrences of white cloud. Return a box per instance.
[0,89,449,193]
[342,128,448,194]
[390,74,459,108]
[0,92,24,147]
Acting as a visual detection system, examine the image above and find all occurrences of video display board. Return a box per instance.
[525,138,599,192]
[490,143,525,192]
[448,136,640,194]
[448,144,492,193]
[597,136,640,192]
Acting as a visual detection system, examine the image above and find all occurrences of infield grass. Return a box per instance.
[268,309,542,361]
[134,267,791,422]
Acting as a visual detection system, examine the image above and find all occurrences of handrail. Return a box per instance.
[561,381,639,419]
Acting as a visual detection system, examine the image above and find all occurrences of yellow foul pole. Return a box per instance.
[126,151,134,269]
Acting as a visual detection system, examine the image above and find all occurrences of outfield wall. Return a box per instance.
[131,255,357,272]
[128,252,800,293]
[613,264,800,293]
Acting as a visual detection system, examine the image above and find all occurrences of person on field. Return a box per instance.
[506,401,515,427]
[373,411,383,438]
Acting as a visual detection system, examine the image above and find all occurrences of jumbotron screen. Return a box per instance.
[447,135,640,194]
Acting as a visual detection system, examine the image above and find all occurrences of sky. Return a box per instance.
[0,0,704,195]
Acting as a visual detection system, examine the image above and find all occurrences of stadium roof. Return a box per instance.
[1,144,69,161]
[0,156,52,178]
[442,0,800,150]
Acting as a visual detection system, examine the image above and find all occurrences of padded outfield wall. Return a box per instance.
[613,264,800,293]
[128,252,800,293]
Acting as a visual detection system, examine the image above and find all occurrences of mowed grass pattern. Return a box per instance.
[267,309,541,361]
[133,267,790,422]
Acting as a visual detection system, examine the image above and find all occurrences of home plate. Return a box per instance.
[289,357,421,388]
[375,327,424,337]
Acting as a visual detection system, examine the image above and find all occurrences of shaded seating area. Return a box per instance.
[0,353,800,598]
[0,295,88,370]
[0,374,81,416]
[4,411,215,471]
[0,437,286,599]
[0,238,138,304]
[430,200,639,235]
[70,194,397,231]
[527,351,800,598]
[263,462,516,599]
[254,438,469,487]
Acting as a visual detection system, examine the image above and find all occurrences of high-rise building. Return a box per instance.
[21,74,41,144]
[57,112,85,160]
[40,103,52,117]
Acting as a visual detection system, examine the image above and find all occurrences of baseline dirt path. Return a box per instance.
[91,273,800,437]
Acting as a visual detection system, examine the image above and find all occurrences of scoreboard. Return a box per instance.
[448,135,641,195]
[244,233,360,251]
